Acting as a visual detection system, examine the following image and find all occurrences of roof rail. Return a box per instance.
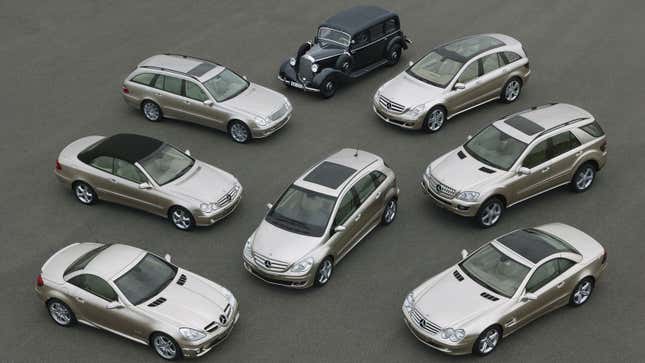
[500,102,559,120]
[536,117,589,138]
[138,65,201,81]
[163,53,221,66]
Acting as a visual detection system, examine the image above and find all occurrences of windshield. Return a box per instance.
[317,27,350,48]
[464,125,527,170]
[460,244,530,298]
[266,185,336,237]
[139,144,194,186]
[202,69,249,102]
[114,253,177,305]
[408,51,464,87]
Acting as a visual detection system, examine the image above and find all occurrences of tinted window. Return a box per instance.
[551,131,581,157]
[369,24,384,40]
[458,61,480,83]
[333,191,359,227]
[353,31,369,47]
[163,76,182,95]
[69,274,117,301]
[580,121,605,137]
[370,170,386,186]
[384,18,398,34]
[481,53,500,74]
[503,51,521,63]
[90,156,113,173]
[153,75,164,89]
[522,139,549,168]
[353,175,376,204]
[526,259,561,293]
[558,258,575,272]
[114,254,177,305]
[131,73,155,86]
[185,81,208,102]
[114,159,147,183]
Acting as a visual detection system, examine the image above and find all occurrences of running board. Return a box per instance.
[348,60,389,79]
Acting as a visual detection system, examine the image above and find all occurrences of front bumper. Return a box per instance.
[181,311,240,358]
[242,257,313,289]
[402,308,473,356]
[251,112,292,139]
[420,175,480,218]
[195,188,243,226]
[278,74,320,93]
[372,103,423,129]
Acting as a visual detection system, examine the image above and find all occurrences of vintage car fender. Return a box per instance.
[386,35,407,52]
[312,67,346,88]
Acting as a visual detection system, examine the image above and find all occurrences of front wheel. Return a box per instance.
[501,78,522,103]
[421,107,446,133]
[476,198,504,228]
[473,326,502,356]
[47,299,76,327]
[381,198,397,225]
[320,77,337,99]
[569,277,594,307]
[228,120,251,143]
[152,333,181,360]
[571,162,596,193]
[169,206,195,231]
[386,44,402,66]
[314,258,333,287]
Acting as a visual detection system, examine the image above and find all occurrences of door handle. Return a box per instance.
[575,151,582,157]
[374,192,381,199]
[75,296,85,303]
[184,100,191,105]
[556,281,565,288]
[354,213,361,222]
[110,178,118,183]
[541,166,550,173]
[154,93,163,96]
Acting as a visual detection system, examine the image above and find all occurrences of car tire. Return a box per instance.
[421,106,446,133]
[571,162,596,193]
[569,277,594,307]
[320,77,337,99]
[335,54,353,74]
[500,77,522,103]
[142,100,162,121]
[47,299,76,327]
[314,257,333,287]
[473,325,502,356]
[386,44,402,66]
[381,198,397,225]
[476,197,504,228]
[169,206,195,231]
[228,120,251,143]
[151,332,182,360]
[72,181,97,205]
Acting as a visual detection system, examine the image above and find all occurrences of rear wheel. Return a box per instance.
[314,258,333,287]
[386,44,402,66]
[73,181,97,205]
[473,326,501,356]
[569,277,594,307]
[476,197,504,228]
[571,162,596,193]
[228,120,251,143]
[501,77,522,103]
[169,206,195,231]
[421,106,446,133]
[381,198,397,225]
[47,299,76,327]
[142,100,162,121]
[152,333,181,360]
[320,77,337,99]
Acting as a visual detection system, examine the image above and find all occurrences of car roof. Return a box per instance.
[137,54,225,82]
[294,148,381,197]
[496,228,579,264]
[320,5,396,35]
[436,34,507,63]
[83,244,145,280]
[78,133,163,164]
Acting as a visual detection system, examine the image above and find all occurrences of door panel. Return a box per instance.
[445,60,482,113]
[512,139,554,201]
[111,159,164,214]
[350,31,371,68]
[476,53,506,101]
[154,75,186,119]
[546,132,583,185]
[84,157,119,202]
[327,190,361,260]
[181,81,227,129]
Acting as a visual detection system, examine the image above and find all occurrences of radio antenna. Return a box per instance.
[354,145,359,157]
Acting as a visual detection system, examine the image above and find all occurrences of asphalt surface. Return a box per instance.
[1,0,644,362]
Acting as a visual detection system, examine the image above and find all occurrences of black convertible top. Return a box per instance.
[78,133,163,164]
[320,6,396,35]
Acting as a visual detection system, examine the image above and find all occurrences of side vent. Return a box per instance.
[480,292,499,301]
[147,297,167,307]
[478,167,496,174]
[177,274,187,286]
[453,270,464,281]
[457,150,466,159]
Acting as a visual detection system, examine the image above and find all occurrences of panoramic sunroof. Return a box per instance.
[187,62,216,77]
[497,229,575,263]
[303,161,356,189]
[504,115,545,135]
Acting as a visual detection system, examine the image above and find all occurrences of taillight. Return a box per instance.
[601,250,607,264]
[36,274,44,287]
[55,159,62,171]
[122,85,129,94]
[600,141,607,152]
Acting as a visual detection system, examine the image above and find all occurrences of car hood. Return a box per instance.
[304,43,344,61]
[141,270,229,329]
[163,160,239,203]
[251,220,322,264]
[379,72,445,109]
[414,267,503,327]
[222,83,286,119]
[429,148,504,192]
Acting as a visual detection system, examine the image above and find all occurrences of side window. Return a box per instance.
[185,81,208,102]
[69,274,117,301]
[384,18,398,34]
[458,61,480,83]
[580,121,605,137]
[153,75,165,89]
[131,73,155,86]
[558,258,575,273]
[525,259,561,293]
[522,139,550,168]
[481,53,500,74]
[163,76,183,95]
[369,24,385,40]
[370,170,386,187]
[90,156,114,173]
[352,175,376,204]
[114,159,147,183]
[551,131,581,157]
[353,31,369,47]
[333,191,359,227]
[503,51,521,64]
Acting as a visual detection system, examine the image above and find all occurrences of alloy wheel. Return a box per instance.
[573,280,593,305]
[75,183,94,204]
[478,328,499,354]
[317,260,333,285]
[504,80,521,102]
[480,202,502,227]
[171,208,193,230]
[143,102,160,121]
[49,301,72,325]
[230,123,250,143]
[153,335,178,360]
[575,167,594,191]
[427,109,445,131]
[383,199,397,224]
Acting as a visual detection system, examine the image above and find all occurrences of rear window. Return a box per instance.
[64,244,110,276]
[130,73,155,86]
[580,121,605,137]
[502,51,521,64]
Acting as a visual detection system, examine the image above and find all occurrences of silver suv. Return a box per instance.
[122,54,292,143]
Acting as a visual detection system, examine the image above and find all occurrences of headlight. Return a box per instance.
[407,104,426,117]
[441,328,466,343]
[373,89,381,102]
[290,257,314,273]
[311,63,319,73]
[425,164,432,177]
[243,237,253,259]
[179,327,206,341]
[255,116,269,127]
[403,292,415,312]
[456,191,480,202]
[289,57,296,66]
[200,202,218,214]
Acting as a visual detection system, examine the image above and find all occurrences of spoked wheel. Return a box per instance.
[476,198,504,228]
[473,326,501,356]
[47,299,76,327]
[315,258,333,287]
[422,107,446,133]
[570,277,594,307]
[228,120,251,143]
[381,198,397,225]
[320,78,337,99]
[142,101,162,121]
[152,333,181,360]
[73,181,97,205]
[571,163,596,193]
[501,78,522,103]
[169,206,195,231]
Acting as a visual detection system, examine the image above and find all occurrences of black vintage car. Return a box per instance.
[278,5,410,98]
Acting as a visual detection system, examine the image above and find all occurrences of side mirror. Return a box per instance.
[461,249,468,259]
[453,82,466,90]
[106,300,124,309]
[313,36,318,43]
[522,292,538,302]
[185,149,191,156]
[139,182,152,190]
[164,254,172,263]
[466,135,473,141]
[408,61,414,67]
[203,100,214,107]
[243,75,248,80]
[266,203,273,210]
[334,225,346,233]
[517,167,531,176]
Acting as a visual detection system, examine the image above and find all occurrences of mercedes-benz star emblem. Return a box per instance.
[264,260,271,268]
[419,319,426,328]
[436,184,443,193]
[386,102,391,109]
[219,314,227,325]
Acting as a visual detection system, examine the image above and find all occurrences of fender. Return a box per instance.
[312,68,346,88]
[386,36,406,52]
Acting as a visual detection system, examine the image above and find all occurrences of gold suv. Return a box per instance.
[422,103,607,227]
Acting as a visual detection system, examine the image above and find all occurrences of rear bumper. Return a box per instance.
[181,311,240,358]
[373,104,423,129]
[243,259,313,289]
[421,176,479,218]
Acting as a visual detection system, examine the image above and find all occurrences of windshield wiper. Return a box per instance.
[270,214,312,234]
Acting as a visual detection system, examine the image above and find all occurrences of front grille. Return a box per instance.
[176,274,187,286]
[252,252,290,272]
[409,308,441,334]
[216,186,239,208]
[147,297,166,307]
[378,95,406,113]
[269,103,289,121]
[427,174,457,199]
[297,56,314,82]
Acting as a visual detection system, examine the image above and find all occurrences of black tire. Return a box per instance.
[476,197,504,228]
[569,277,594,307]
[386,43,402,66]
[500,77,522,103]
[335,54,353,74]
[151,332,182,360]
[571,162,596,193]
[381,198,397,225]
[228,120,251,143]
[72,181,97,205]
[320,77,337,99]
[314,257,334,287]
[421,106,446,133]
[46,299,76,327]
[168,206,195,231]
[473,325,502,356]
[141,100,162,121]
